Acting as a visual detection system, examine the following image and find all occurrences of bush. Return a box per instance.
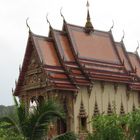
[53,132,78,140]
[87,110,140,140]
[87,114,127,140]
[127,110,140,140]
[0,122,24,140]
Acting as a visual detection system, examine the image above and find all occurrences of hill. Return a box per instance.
[0,105,15,117]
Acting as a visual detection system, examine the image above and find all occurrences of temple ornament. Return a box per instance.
[85,0,94,33]
[120,102,125,115]
[78,100,87,132]
[107,101,113,115]
[93,97,100,116]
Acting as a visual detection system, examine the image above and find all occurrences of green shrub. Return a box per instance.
[87,109,140,140]
[87,114,127,140]
[0,122,24,140]
[53,132,78,140]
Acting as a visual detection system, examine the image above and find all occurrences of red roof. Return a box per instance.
[14,21,140,96]
[128,52,140,78]
[66,24,121,64]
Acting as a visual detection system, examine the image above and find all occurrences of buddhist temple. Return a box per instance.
[13,0,140,138]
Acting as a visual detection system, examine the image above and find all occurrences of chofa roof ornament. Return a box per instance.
[121,30,125,42]
[46,13,52,29]
[135,41,139,54]
[60,7,66,23]
[26,17,31,32]
[109,20,114,32]
[85,0,94,34]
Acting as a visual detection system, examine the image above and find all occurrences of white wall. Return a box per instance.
[73,81,140,133]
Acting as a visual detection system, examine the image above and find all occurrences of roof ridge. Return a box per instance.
[66,22,110,34]
[127,52,136,55]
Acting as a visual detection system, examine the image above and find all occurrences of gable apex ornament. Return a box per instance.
[109,20,114,32]
[26,17,31,32]
[85,0,94,34]
[60,7,66,23]
[121,30,125,42]
[135,41,139,54]
[46,13,52,29]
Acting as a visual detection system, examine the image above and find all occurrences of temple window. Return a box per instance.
[29,96,37,113]
[37,96,44,106]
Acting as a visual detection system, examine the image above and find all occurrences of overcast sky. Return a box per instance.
[0,0,140,106]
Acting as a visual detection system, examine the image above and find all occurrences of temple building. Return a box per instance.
[14,1,140,137]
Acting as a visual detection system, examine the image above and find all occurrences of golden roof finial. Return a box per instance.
[85,0,94,33]
[86,0,90,10]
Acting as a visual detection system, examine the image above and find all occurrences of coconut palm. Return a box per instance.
[0,97,65,140]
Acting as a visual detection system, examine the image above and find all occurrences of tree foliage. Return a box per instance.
[87,114,126,140]
[53,132,78,140]
[0,122,24,140]
[127,110,140,140]
[88,110,140,140]
[0,97,65,140]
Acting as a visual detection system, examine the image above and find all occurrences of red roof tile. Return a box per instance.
[32,36,60,66]
[115,42,132,71]
[66,24,121,64]
[128,52,140,77]
[14,20,140,95]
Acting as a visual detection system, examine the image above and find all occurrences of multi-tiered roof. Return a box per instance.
[14,2,140,96]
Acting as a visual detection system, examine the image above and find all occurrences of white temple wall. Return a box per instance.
[73,81,140,134]
[73,88,82,133]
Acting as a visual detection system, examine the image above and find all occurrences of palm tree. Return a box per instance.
[0,97,65,140]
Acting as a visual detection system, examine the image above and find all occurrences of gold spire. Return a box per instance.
[85,0,94,33]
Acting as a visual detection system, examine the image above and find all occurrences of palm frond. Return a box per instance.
[29,100,65,140]
[0,98,65,140]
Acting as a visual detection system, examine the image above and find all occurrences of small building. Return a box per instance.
[14,1,140,137]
